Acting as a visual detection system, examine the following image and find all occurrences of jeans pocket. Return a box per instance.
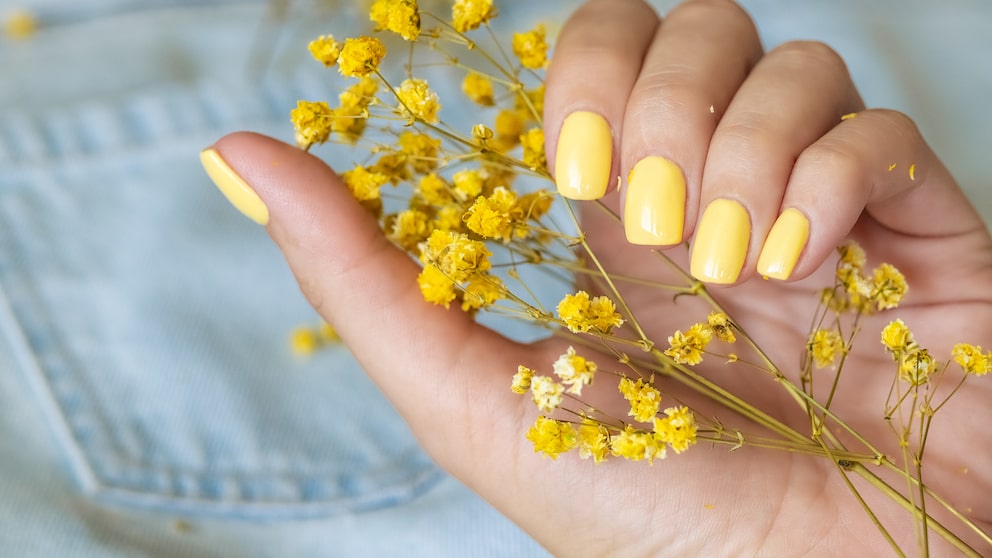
[0,90,442,520]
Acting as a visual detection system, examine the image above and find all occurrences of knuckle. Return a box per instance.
[770,40,847,74]
[670,0,753,24]
[863,108,922,137]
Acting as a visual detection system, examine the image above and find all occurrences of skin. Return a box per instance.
[206,0,992,554]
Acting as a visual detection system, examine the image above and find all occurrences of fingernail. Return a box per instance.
[199,148,269,225]
[690,199,750,284]
[554,111,612,200]
[624,156,686,245]
[756,208,809,280]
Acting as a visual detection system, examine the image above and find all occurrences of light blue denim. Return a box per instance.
[0,0,990,556]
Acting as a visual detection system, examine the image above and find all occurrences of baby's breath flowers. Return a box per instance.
[338,36,387,77]
[291,3,990,554]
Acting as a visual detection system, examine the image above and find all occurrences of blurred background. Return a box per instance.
[1,0,989,556]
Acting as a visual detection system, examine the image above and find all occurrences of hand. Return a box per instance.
[202,0,992,554]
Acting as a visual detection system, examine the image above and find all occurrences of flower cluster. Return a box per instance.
[288,3,990,552]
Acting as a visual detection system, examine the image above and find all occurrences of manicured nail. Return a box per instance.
[199,148,269,225]
[756,208,809,280]
[690,199,750,284]
[624,156,686,245]
[554,111,612,200]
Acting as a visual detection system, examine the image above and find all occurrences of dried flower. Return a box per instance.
[556,290,624,334]
[526,416,576,460]
[512,24,549,69]
[809,328,844,368]
[653,406,698,454]
[395,78,441,124]
[952,343,992,376]
[665,323,713,365]
[452,0,497,33]
[530,375,565,412]
[290,100,334,148]
[511,365,535,394]
[618,377,661,423]
[462,72,495,106]
[552,346,597,395]
[338,36,387,77]
[369,0,420,41]
[308,35,341,67]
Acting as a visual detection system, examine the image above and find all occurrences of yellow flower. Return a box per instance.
[308,35,341,67]
[520,127,546,170]
[372,152,411,185]
[881,319,914,355]
[290,100,334,148]
[416,264,457,307]
[707,312,736,343]
[952,343,992,376]
[511,365,535,394]
[342,165,388,202]
[396,78,441,124]
[289,327,320,356]
[318,322,340,343]
[664,323,713,365]
[530,375,565,412]
[331,77,378,142]
[416,173,454,206]
[871,263,908,310]
[398,131,441,173]
[433,206,465,233]
[387,208,431,252]
[451,0,497,33]
[526,416,577,460]
[3,9,37,40]
[462,72,495,106]
[618,377,661,423]
[556,291,624,334]
[610,425,666,464]
[653,406,697,454]
[578,419,611,464]
[838,242,867,269]
[552,346,597,396]
[338,36,387,77]
[419,230,491,282]
[369,0,420,41]
[493,109,524,151]
[809,328,844,368]
[899,349,935,386]
[464,187,519,242]
[452,169,485,201]
[515,190,553,221]
[515,84,545,121]
[461,274,504,312]
[512,24,549,69]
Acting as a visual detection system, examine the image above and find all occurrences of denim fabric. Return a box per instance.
[1,0,990,556]
[0,1,552,556]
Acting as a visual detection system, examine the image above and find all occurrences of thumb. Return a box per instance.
[198,131,538,470]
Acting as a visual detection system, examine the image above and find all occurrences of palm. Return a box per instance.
[493,192,992,555]
[212,131,992,556]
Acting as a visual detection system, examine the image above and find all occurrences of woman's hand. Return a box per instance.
[202,0,992,554]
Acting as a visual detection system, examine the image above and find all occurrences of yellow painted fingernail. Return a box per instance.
[624,156,686,245]
[199,148,269,225]
[554,111,612,200]
[756,208,809,280]
[690,199,750,284]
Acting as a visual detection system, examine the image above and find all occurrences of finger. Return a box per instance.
[690,40,864,284]
[758,109,988,281]
[199,132,538,468]
[545,0,660,200]
[620,0,763,245]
